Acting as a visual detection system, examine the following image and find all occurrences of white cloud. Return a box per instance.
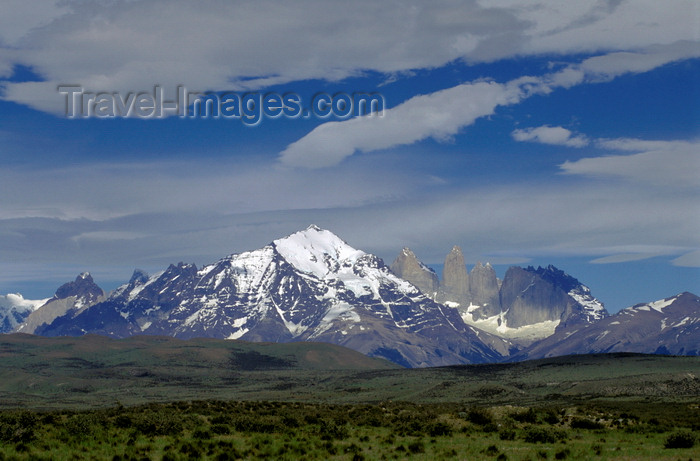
[546,40,700,88]
[280,80,524,168]
[512,125,588,147]
[514,0,699,54]
[279,37,697,168]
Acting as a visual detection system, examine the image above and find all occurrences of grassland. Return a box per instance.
[0,334,697,459]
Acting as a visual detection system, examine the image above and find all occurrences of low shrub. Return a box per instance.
[512,408,538,423]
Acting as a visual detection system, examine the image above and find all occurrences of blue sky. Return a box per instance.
[0,0,698,313]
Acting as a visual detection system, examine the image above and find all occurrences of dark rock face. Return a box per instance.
[34,226,510,368]
[436,246,470,306]
[390,248,439,296]
[499,265,607,329]
[499,266,573,328]
[516,292,700,359]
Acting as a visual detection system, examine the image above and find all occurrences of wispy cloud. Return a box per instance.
[560,139,700,187]
[512,125,588,147]
[279,80,523,168]
[1,1,697,114]
[672,250,700,268]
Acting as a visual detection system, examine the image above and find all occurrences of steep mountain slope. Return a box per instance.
[0,293,48,333]
[517,292,700,360]
[35,226,511,367]
[18,272,105,334]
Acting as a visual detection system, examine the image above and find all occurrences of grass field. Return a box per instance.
[0,400,697,460]
[0,334,697,459]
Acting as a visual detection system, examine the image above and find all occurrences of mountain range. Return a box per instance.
[3,225,698,367]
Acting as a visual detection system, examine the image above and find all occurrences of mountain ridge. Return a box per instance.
[7,226,699,366]
[31,226,512,367]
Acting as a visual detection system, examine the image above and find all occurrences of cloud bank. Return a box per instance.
[1,0,698,114]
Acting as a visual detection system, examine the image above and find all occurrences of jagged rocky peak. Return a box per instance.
[390,247,439,295]
[468,262,501,319]
[53,272,104,304]
[129,269,150,285]
[436,245,469,306]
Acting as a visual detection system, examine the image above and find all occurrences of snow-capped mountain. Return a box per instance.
[34,225,511,367]
[0,293,49,333]
[515,292,700,359]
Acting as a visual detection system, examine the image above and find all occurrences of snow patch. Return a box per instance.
[648,297,675,312]
[227,328,248,340]
[460,307,560,341]
[309,302,361,338]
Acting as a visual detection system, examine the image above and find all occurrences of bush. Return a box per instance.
[407,440,425,454]
[466,408,493,426]
[543,410,561,425]
[554,448,570,459]
[664,430,696,449]
[523,426,567,444]
[0,411,37,444]
[512,408,538,423]
[499,428,516,441]
[427,421,452,437]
